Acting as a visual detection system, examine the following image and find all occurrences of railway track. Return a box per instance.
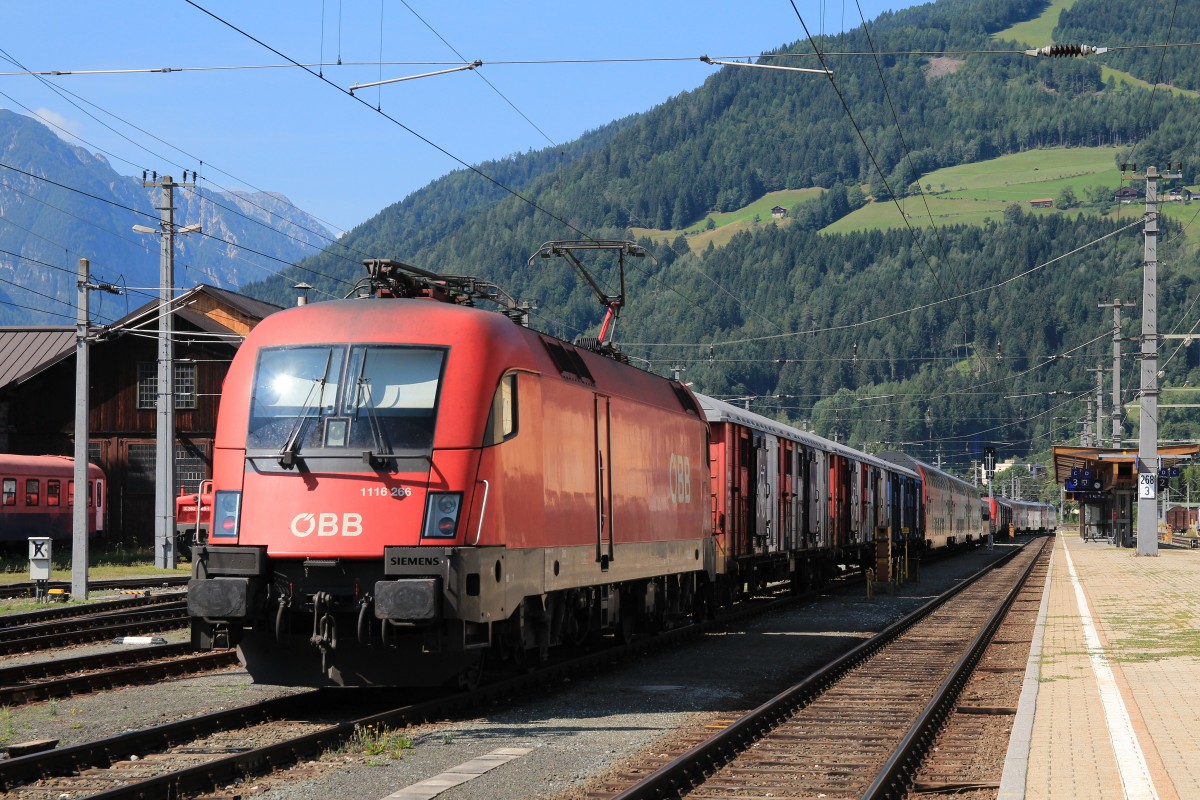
[906,546,1050,797]
[0,642,238,706]
[0,600,188,655]
[0,576,188,600]
[0,562,871,799]
[0,592,183,629]
[591,536,1048,800]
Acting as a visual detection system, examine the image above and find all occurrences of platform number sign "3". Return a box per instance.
[1139,473,1156,499]
[669,454,692,504]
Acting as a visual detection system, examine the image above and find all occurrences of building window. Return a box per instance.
[126,443,157,493]
[137,362,197,410]
[174,362,197,409]
[175,441,209,495]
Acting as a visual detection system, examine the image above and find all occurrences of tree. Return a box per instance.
[1056,185,1079,209]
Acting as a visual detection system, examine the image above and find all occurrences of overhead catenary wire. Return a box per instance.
[0,160,350,300]
[396,0,558,149]
[0,45,371,286]
[182,0,720,337]
[623,215,1146,349]
[8,40,1200,78]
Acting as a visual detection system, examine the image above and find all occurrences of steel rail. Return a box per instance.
[863,537,1048,799]
[0,601,186,640]
[0,568,856,797]
[0,606,188,655]
[0,576,188,599]
[609,541,1032,799]
[0,592,183,628]
[0,645,237,706]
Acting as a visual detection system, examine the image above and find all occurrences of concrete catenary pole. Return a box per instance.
[72,258,90,599]
[1136,165,1181,555]
[1098,299,1135,447]
[154,177,178,569]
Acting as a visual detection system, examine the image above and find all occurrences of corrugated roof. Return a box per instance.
[0,327,75,389]
[0,286,279,391]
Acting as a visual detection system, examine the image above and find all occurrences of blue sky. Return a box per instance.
[0,1,920,234]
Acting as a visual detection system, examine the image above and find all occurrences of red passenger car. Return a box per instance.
[188,258,711,686]
[0,455,105,543]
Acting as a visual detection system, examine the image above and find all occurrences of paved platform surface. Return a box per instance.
[1001,532,1200,800]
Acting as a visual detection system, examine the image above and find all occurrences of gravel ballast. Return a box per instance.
[0,543,1023,800]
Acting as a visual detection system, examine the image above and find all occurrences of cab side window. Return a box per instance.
[25,479,39,507]
[47,480,61,507]
[483,374,519,446]
[1,479,14,507]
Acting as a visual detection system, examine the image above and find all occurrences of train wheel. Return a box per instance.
[618,609,637,644]
[454,654,485,691]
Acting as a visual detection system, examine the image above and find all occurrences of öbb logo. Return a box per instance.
[290,512,363,537]
[668,453,692,504]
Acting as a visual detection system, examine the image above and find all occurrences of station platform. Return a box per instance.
[1000,531,1200,800]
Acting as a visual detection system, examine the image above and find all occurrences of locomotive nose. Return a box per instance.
[236,473,432,557]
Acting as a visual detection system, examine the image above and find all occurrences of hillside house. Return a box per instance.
[1113,186,1144,203]
[771,205,788,219]
[1029,198,1053,209]
[0,284,282,544]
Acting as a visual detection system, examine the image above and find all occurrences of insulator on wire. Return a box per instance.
[1025,43,1107,57]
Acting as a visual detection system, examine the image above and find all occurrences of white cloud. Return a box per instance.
[30,108,84,141]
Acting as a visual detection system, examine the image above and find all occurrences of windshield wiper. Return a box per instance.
[354,371,393,468]
[278,350,333,469]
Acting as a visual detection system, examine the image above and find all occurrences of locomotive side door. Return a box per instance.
[594,394,614,567]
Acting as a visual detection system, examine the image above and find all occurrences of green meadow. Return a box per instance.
[994,0,1197,98]
[993,0,1079,47]
[631,188,821,254]
[824,147,1128,235]
[634,149,1200,253]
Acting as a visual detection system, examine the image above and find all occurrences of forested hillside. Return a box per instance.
[245,0,1200,474]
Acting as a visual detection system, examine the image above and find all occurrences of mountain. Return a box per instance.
[0,109,334,326]
[238,0,1200,475]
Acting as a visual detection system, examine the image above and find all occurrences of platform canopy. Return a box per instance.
[1052,444,1199,501]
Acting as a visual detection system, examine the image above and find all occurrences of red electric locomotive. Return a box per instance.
[175,480,213,556]
[188,249,712,686]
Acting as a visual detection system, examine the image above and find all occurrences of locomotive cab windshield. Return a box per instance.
[248,344,446,467]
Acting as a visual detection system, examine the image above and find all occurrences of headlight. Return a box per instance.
[212,491,241,539]
[423,492,461,539]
